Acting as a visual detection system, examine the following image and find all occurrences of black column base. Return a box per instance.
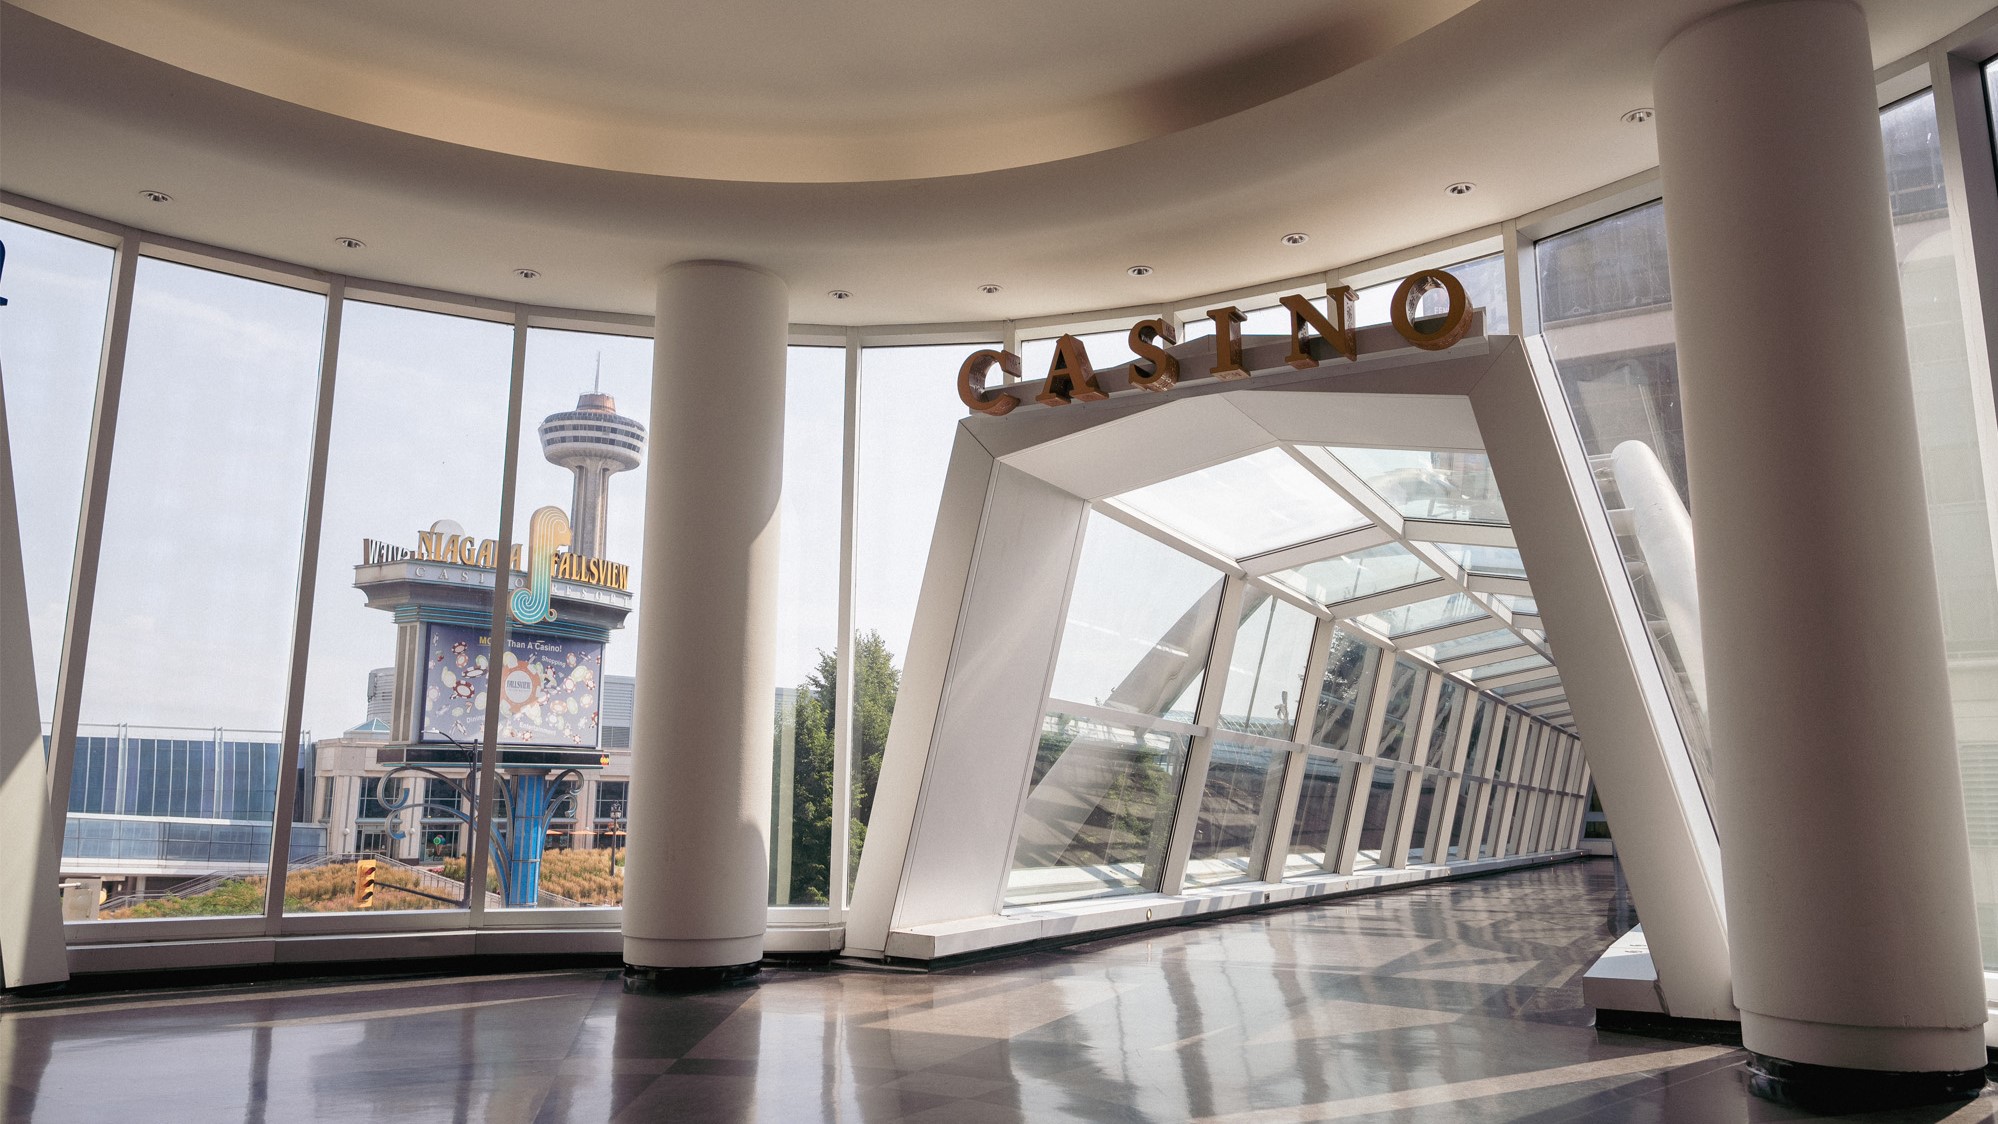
[1747,1052,1986,1113]
[621,962,760,994]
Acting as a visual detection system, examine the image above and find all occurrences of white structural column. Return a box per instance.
[623,261,788,980]
[1656,0,1987,1090]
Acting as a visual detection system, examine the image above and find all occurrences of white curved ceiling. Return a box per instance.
[8,0,1478,182]
[0,0,1984,324]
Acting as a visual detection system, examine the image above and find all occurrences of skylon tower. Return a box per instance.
[539,377,646,557]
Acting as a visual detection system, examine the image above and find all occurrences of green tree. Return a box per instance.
[776,630,900,903]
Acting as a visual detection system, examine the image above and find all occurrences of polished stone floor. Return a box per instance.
[4,860,1993,1122]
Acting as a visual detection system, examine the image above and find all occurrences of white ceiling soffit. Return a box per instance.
[4,0,1986,322]
[8,0,1479,183]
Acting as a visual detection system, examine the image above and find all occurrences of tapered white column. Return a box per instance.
[1657,0,1986,1098]
[622,261,786,981]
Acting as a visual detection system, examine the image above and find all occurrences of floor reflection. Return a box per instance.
[5,861,1988,1122]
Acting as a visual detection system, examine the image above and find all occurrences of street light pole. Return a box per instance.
[609,801,623,876]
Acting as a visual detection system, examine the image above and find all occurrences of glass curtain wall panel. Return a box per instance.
[77,258,323,920]
[770,347,846,905]
[1481,785,1511,858]
[1354,252,1511,334]
[1,219,111,733]
[1470,654,1552,682]
[1353,763,1400,868]
[1413,630,1518,667]
[854,343,995,885]
[1183,743,1287,887]
[288,300,512,915]
[483,327,654,909]
[1283,754,1345,877]
[1046,511,1224,721]
[1406,773,1440,862]
[1533,200,1715,794]
[1216,594,1316,738]
[1310,628,1376,751]
[1113,447,1367,559]
[1317,447,1508,525]
[1373,659,1423,761]
[1906,84,1998,965]
[1424,681,1462,767]
[1272,542,1437,607]
[1359,593,1488,638]
[1449,780,1482,860]
[1464,712,1510,859]
[1438,544,1528,578]
[1584,787,1612,841]
[1537,91,1998,961]
[1006,711,1191,906]
[1510,777,1537,853]
[1012,512,1226,905]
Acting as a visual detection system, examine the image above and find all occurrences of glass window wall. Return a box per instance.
[1310,628,1377,751]
[78,258,324,918]
[289,299,512,914]
[1215,594,1316,737]
[1006,711,1190,906]
[1,220,111,733]
[1182,742,1286,888]
[772,347,847,905]
[1047,512,1224,721]
[6,126,1610,950]
[1283,754,1345,876]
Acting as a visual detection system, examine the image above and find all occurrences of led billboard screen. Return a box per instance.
[420,623,604,750]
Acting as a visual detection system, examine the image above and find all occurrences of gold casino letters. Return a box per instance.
[958,267,1473,416]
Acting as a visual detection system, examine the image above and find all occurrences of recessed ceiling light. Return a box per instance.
[138,189,172,203]
[1127,265,1153,277]
[1622,107,1655,125]
[977,283,1002,295]
[828,289,853,300]
[1281,233,1309,246]
[334,236,365,250]
[1446,182,1476,196]
[513,268,540,280]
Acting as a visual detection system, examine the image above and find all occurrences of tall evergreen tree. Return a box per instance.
[775,630,900,903]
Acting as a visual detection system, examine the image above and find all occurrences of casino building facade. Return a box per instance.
[6,0,1998,1109]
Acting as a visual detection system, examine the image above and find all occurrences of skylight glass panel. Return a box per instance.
[1495,593,1539,615]
[1270,543,1437,607]
[1412,627,1523,663]
[1113,448,1367,559]
[1315,447,1508,524]
[1468,653,1552,681]
[1495,675,1561,697]
[1357,592,1487,637]
[1439,543,1527,577]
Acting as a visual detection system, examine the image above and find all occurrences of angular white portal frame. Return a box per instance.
[844,328,1736,1021]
